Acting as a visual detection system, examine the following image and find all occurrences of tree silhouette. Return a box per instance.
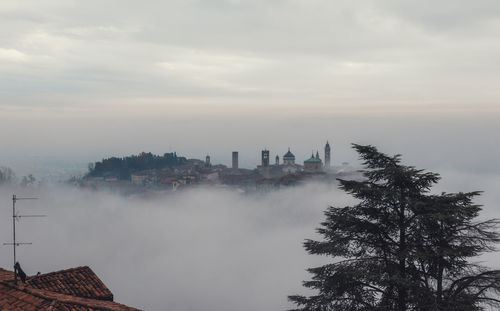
[289,144,500,311]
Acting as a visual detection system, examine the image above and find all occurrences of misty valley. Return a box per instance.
[2,1,499,309]
[1,145,500,310]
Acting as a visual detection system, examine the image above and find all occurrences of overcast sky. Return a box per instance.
[0,1,499,169]
[2,0,500,110]
[1,3,500,310]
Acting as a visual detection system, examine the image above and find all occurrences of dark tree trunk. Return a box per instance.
[398,209,407,311]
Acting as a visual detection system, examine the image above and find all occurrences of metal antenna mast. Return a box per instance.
[3,194,45,283]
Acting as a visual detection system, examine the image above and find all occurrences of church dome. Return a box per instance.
[305,153,322,163]
[283,149,295,159]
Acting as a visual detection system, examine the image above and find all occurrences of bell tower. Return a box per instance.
[232,151,238,170]
[261,149,270,167]
[325,141,331,169]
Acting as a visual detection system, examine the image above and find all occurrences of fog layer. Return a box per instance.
[1,168,499,310]
[0,182,351,310]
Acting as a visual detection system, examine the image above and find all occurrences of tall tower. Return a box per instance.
[205,155,211,167]
[232,151,239,170]
[262,149,270,167]
[275,155,279,165]
[325,141,331,169]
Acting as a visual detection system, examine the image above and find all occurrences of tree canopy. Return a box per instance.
[87,152,187,179]
[0,166,15,185]
[289,144,500,311]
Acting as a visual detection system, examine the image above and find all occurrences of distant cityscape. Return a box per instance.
[76,141,360,194]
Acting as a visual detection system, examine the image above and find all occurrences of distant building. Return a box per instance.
[0,266,139,310]
[131,173,148,185]
[261,150,270,167]
[259,149,271,177]
[275,155,279,165]
[325,141,331,169]
[232,151,239,169]
[204,172,219,182]
[283,148,295,165]
[160,177,181,191]
[205,155,211,167]
[304,151,323,172]
[282,148,298,173]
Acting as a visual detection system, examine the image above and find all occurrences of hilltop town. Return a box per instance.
[76,141,360,194]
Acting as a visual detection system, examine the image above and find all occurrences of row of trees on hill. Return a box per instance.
[0,167,37,187]
[87,152,187,179]
[0,167,15,185]
[290,144,500,311]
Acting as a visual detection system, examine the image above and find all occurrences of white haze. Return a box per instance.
[0,182,352,310]
[1,112,499,178]
[1,169,499,310]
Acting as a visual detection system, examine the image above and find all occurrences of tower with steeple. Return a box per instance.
[325,141,331,169]
[262,149,270,167]
[205,154,211,167]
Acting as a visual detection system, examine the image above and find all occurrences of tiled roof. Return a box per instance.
[0,266,140,310]
[0,283,50,311]
[0,282,139,310]
[304,157,321,163]
[0,268,14,281]
[25,266,114,301]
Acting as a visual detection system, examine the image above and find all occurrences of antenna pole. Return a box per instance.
[12,195,16,283]
[2,195,42,284]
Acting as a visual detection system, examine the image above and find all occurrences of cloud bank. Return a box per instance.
[1,169,499,310]
[0,182,351,310]
[1,0,500,109]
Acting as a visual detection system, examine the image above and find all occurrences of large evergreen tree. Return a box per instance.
[289,144,500,311]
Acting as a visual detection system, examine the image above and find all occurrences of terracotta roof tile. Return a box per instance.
[0,282,140,310]
[26,266,114,301]
[0,268,14,281]
[0,266,140,310]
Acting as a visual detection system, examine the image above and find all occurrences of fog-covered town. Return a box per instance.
[1,1,500,310]
[75,142,363,194]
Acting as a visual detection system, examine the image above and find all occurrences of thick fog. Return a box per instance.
[1,167,499,310]
[0,111,498,310]
[0,182,350,310]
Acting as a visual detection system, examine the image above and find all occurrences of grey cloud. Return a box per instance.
[378,0,500,33]
[1,0,500,106]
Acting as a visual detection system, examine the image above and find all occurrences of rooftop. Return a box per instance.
[25,266,114,301]
[0,268,14,282]
[283,149,295,158]
[304,155,322,163]
[0,266,140,311]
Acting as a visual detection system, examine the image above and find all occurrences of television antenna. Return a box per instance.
[3,194,45,283]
